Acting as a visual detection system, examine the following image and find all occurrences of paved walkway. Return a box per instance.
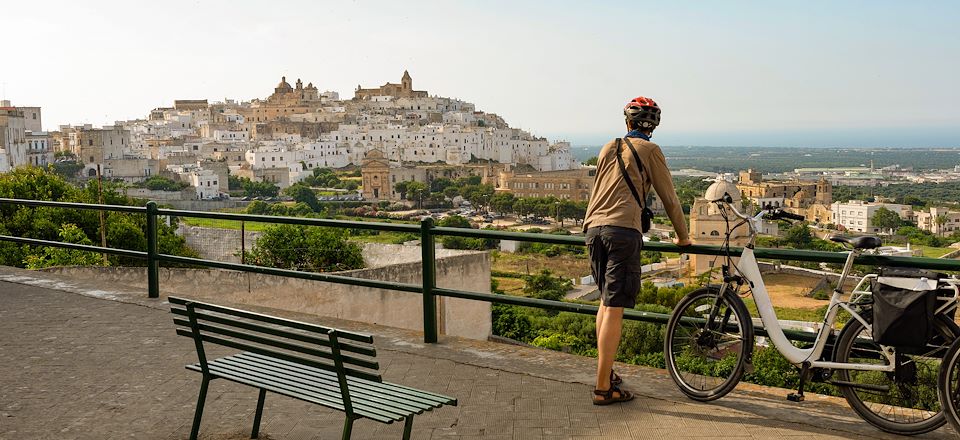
[0,268,956,439]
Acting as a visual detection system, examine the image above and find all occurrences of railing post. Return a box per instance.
[420,217,438,343]
[146,201,160,299]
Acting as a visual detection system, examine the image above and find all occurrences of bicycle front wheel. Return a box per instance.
[939,334,960,434]
[664,286,754,401]
[833,314,958,435]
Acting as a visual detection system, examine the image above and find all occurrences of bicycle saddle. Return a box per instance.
[829,235,882,250]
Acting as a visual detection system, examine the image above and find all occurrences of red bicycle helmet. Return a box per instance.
[624,96,661,128]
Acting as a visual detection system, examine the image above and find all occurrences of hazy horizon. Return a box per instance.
[3,0,957,148]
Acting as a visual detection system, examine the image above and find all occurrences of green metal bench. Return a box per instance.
[169,297,457,440]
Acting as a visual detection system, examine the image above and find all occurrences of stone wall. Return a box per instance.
[176,223,259,263]
[40,249,492,340]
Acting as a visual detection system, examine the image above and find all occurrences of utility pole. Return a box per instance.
[97,164,108,265]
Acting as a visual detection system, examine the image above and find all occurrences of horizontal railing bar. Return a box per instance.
[158,208,421,233]
[430,226,960,271]
[431,227,585,245]
[0,198,146,213]
[432,287,818,342]
[0,235,147,259]
[155,254,423,294]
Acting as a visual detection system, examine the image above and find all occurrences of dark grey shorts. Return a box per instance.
[586,225,642,308]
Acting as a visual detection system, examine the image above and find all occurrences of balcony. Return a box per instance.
[1,198,959,439]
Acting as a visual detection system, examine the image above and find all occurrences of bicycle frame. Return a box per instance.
[715,201,899,372]
[735,246,896,372]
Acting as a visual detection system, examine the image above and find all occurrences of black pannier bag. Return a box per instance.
[879,267,955,320]
[870,275,939,347]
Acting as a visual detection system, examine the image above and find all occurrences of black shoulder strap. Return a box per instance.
[614,138,645,209]
[621,137,652,206]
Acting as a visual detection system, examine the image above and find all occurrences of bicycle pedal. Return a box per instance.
[786,393,805,402]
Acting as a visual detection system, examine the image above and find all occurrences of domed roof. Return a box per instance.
[276,76,292,90]
[364,149,385,159]
[793,190,809,200]
[704,180,741,202]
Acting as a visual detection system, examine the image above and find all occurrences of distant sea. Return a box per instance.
[572,145,960,173]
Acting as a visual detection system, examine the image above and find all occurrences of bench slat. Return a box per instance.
[241,352,456,406]
[175,328,382,382]
[218,355,442,412]
[187,363,407,423]
[171,308,376,357]
[173,319,379,370]
[169,296,373,343]
[213,357,431,416]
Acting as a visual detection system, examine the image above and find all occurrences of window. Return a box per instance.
[710,231,720,236]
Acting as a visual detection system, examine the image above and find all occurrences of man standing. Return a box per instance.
[583,96,691,404]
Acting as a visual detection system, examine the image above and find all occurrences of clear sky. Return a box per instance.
[3,0,958,147]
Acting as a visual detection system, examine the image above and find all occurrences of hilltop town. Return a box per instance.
[0,72,582,203]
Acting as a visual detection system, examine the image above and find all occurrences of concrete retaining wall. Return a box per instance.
[41,249,492,340]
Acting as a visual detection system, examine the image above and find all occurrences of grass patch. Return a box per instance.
[181,217,273,232]
[491,251,591,281]
[915,245,955,258]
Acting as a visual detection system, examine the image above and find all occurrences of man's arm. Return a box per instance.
[647,146,690,242]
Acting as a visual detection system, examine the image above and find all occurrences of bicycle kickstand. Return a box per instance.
[787,362,811,403]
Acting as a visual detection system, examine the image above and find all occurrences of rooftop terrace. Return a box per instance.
[2,266,955,440]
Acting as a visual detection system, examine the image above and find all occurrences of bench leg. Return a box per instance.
[402,416,414,440]
[250,388,266,439]
[190,376,211,440]
[341,416,354,440]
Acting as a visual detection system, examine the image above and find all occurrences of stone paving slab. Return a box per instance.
[0,267,956,439]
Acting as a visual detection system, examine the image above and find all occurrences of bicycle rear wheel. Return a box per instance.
[833,314,958,435]
[938,337,960,434]
[664,286,754,401]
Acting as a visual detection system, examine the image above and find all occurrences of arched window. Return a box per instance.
[88,168,97,177]
[710,230,720,236]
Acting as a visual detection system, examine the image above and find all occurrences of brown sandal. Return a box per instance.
[593,384,634,405]
[610,370,623,387]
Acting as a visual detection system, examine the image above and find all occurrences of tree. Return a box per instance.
[283,184,321,212]
[490,192,515,216]
[522,269,572,302]
[228,174,244,190]
[393,181,410,200]
[243,224,364,272]
[935,214,950,237]
[240,179,280,198]
[430,177,455,193]
[437,215,494,250]
[23,224,106,269]
[406,181,427,208]
[0,167,197,268]
[139,176,189,192]
[783,223,813,249]
[461,184,494,212]
[584,156,598,166]
[871,207,902,235]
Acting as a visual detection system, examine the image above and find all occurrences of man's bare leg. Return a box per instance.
[595,304,624,399]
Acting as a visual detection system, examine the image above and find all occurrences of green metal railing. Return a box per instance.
[3,197,960,345]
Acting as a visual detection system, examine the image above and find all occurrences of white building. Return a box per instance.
[831,200,912,233]
[916,207,960,236]
[25,131,53,167]
[188,168,221,199]
[213,129,249,142]
[0,107,28,172]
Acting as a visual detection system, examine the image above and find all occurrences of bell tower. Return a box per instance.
[401,70,412,90]
[816,176,832,204]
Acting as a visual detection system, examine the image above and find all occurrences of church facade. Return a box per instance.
[355,71,428,100]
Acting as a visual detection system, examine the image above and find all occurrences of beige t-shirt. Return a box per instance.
[582,137,689,240]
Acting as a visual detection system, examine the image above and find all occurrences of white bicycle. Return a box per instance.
[664,194,960,435]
